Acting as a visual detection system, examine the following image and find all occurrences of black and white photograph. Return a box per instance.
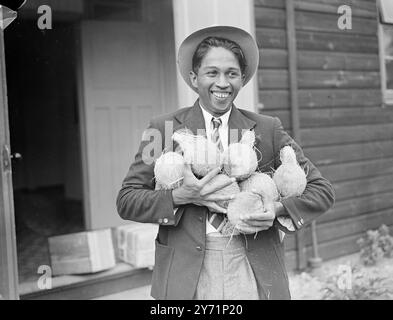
[0,0,392,304]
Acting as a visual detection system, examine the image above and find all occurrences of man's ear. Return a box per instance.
[189,71,198,89]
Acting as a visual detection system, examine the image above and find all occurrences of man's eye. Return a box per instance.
[207,71,217,76]
[229,72,240,78]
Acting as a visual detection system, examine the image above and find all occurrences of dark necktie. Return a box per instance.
[211,117,224,152]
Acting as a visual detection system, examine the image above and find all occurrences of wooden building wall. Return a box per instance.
[255,0,393,270]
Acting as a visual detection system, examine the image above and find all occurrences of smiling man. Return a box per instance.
[189,43,243,116]
[117,26,335,300]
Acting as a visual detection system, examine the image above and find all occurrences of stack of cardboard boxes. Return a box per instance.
[48,222,158,276]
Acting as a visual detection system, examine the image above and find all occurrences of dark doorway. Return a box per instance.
[4,19,84,285]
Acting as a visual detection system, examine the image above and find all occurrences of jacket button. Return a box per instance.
[198,216,203,222]
[158,218,163,224]
[163,218,168,224]
[196,246,202,251]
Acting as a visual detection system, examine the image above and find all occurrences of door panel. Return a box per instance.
[79,21,164,229]
[0,31,19,300]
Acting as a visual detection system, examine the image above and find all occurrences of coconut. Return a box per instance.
[204,174,240,210]
[172,130,221,177]
[221,129,259,181]
[154,151,185,190]
[240,129,256,147]
[227,191,265,234]
[273,145,307,198]
[222,143,258,181]
[239,172,279,201]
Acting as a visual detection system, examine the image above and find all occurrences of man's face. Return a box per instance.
[189,47,244,117]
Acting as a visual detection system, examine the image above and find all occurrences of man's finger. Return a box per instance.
[236,224,267,234]
[199,167,222,186]
[241,212,275,221]
[203,193,236,202]
[203,201,227,214]
[200,175,237,196]
[241,219,273,228]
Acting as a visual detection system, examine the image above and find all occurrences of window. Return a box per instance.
[378,0,393,104]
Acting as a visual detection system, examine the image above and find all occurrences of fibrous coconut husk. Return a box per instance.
[172,129,221,177]
[273,145,307,198]
[227,191,265,234]
[154,151,185,190]
[240,129,256,147]
[239,172,279,201]
[222,143,258,181]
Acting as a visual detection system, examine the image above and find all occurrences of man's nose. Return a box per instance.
[215,73,229,88]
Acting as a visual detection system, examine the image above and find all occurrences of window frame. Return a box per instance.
[378,24,393,105]
[378,0,393,105]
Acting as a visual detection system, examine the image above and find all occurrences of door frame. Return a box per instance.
[0,30,19,300]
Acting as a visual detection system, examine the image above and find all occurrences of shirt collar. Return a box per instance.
[198,102,231,128]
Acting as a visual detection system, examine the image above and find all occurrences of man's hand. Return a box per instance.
[172,164,237,213]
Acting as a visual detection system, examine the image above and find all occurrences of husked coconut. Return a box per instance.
[273,145,307,198]
[172,130,221,177]
[227,191,265,234]
[239,172,279,201]
[154,151,185,190]
[239,129,256,147]
[222,143,258,181]
[222,130,259,181]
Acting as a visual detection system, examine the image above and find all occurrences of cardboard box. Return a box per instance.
[114,222,158,269]
[48,229,116,276]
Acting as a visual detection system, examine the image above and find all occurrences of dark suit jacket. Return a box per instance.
[116,100,335,300]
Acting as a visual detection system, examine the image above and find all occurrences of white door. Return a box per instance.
[78,21,169,229]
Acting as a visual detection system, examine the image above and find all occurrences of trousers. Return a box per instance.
[194,234,259,300]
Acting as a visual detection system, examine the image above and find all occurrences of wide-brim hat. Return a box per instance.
[178,25,259,92]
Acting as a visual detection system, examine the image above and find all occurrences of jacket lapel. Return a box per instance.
[174,100,206,136]
[228,104,256,143]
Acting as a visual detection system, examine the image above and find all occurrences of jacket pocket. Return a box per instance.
[150,239,174,299]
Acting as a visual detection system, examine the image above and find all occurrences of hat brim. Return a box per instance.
[178,26,259,93]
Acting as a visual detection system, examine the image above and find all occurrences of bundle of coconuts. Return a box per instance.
[229,144,308,234]
[153,128,307,235]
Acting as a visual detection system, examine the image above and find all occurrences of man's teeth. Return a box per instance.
[212,92,230,98]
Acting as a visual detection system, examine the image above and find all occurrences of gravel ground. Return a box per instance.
[288,254,393,300]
